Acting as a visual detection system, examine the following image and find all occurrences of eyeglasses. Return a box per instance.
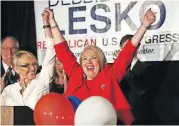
[18,62,39,69]
[2,46,17,52]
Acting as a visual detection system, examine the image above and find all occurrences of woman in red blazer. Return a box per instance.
[42,8,156,125]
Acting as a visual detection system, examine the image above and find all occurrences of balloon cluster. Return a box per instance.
[34,93,117,125]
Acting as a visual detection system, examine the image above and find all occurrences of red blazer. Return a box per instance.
[54,40,136,124]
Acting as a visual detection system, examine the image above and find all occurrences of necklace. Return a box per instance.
[19,79,31,95]
[20,84,27,95]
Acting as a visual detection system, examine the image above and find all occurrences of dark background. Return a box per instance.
[1,1,37,57]
[1,1,179,124]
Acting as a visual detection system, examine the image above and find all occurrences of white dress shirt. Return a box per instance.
[0,38,56,110]
[130,58,138,70]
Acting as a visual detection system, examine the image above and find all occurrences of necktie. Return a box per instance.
[6,67,16,84]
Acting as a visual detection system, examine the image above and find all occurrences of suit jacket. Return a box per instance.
[120,60,160,125]
[153,61,179,124]
[1,60,19,87]
[1,60,5,77]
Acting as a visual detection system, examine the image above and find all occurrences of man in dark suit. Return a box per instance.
[116,35,161,125]
[153,61,179,124]
[1,36,19,90]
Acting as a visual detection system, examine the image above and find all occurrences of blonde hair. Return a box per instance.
[80,45,107,70]
[13,50,37,68]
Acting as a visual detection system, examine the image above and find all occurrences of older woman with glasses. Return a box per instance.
[0,38,56,110]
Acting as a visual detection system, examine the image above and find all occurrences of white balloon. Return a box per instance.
[75,96,117,125]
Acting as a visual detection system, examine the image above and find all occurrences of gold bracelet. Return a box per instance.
[142,23,148,29]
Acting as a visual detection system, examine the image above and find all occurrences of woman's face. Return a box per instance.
[16,55,38,80]
[81,49,100,80]
[55,60,64,73]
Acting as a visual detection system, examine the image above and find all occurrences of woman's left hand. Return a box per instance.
[44,8,55,23]
[143,8,156,28]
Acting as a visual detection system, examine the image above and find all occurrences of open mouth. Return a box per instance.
[86,65,94,71]
[58,69,64,73]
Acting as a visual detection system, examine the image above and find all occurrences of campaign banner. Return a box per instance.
[34,0,179,65]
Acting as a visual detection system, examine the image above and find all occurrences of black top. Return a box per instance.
[49,81,64,94]
[37,65,65,94]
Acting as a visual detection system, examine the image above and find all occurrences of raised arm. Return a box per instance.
[131,8,156,47]
[44,8,80,77]
[45,8,65,44]
[37,9,56,86]
[42,8,53,38]
[113,8,156,81]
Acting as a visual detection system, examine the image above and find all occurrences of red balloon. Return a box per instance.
[34,93,74,125]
